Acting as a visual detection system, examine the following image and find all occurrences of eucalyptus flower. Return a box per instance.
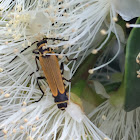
[0,0,139,74]
[0,89,111,140]
[87,40,140,140]
[0,0,125,74]
[0,0,140,140]
[88,99,140,140]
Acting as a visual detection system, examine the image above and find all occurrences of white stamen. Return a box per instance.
[126,23,140,28]
[66,102,84,123]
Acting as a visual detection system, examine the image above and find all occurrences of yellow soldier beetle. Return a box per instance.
[10,38,75,110]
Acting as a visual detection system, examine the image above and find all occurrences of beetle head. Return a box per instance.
[37,40,47,48]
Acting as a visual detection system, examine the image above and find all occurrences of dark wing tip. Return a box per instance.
[54,90,68,110]
[57,102,67,111]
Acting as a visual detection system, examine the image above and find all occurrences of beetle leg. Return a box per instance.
[66,56,77,62]
[62,77,71,82]
[60,62,71,82]
[29,56,39,76]
[10,45,31,63]
[60,62,64,75]
[34,76,46,102]
[35,56,40,71]
[9,41,39,63]
[32,49,39,54]
[37,77,45,79]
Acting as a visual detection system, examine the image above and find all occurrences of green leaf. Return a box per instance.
[71,80,105,114]
[124,17,140,112]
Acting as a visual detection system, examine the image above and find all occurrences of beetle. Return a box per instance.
[10,37,75,110]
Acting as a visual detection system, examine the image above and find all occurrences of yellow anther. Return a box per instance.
[50,18,55,23]
[28,42,31,46]
[24,118,28,123]
[126,23,130,28]
[16,15,20,19]
[136,59,140,64]
[0,89,4,94]
[8,28,12,33]
[16,5,22,11]
[72,29,76,32]
[88,69,94,74]
[92,49,98,54]
[9,20,13,24]
[113,17,118,22]
[5,33,9,36]
[14,20,20,24]
[100,29,107,35]
[5,41,8,45]
[14,48,18,53]
[28,136,34,140]
[45,9,49,13]
[4,94,10,98]
[13,129,16,133]
[0,68,3,72]
[36,116,39,120]
[107,75,110,79]
[6,23,9,27]
[63,13,68,16]
[14,36,20,41]
[32,127,36,132]
[102,115,106,120]
[63,45,69,49]
[21,108,26,112]
[20,125,24,130]
[22,101,27,106]
[49,5,53,10]
[85,4,89,8]
[12,34,16,38]
[2,129,7,134]
[136,53,140,64]
[85,134,88,137]
[0,7,3,11]
[137,71,140,75]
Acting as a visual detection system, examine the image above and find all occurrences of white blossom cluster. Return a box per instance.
[89,100,140,140]
[0,0,140,140]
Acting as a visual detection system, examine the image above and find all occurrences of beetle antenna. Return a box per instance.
[43,37,68,42]
[9,41,39,63]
